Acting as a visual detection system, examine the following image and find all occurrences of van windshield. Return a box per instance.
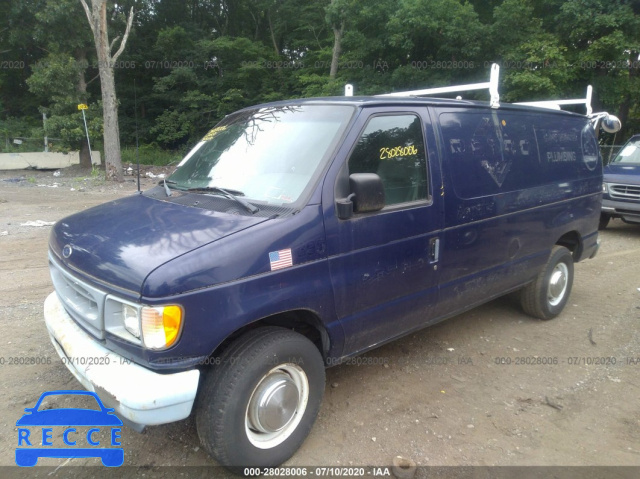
[612,138,640,165]
[167,105,354,205]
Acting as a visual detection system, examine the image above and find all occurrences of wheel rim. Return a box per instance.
[245,363,309,449]
[547,262,569,307]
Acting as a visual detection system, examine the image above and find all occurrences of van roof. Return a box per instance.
[239,96,586,118]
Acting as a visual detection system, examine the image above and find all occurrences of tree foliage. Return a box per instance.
[1,0,639,163]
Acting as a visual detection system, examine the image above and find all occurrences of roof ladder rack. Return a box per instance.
[344,63,501,108]
[514,86,620,132]
[342,65,620,132]
[515,85,593,116]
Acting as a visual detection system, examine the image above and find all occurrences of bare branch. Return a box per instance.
[79,0,96,37]
[87,73,100,86]
[111,7,134,63]
[110,35,121,53]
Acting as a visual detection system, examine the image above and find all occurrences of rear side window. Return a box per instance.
[348,114,429,206]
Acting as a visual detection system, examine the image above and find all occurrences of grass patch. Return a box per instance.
[121,146,182,166]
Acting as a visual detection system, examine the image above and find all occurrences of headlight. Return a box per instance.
[602,183,608,193]
[123,304,140,338]
[105,297,183,349]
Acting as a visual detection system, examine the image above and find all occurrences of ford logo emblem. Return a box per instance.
[62,245,73,259]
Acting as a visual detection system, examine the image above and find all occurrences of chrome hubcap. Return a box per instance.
[245,364,309,449]
[248,372,299,433]
[548,263,568,306]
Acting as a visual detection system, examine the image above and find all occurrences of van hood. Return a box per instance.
[49,194,269,295]
[603,164,640,185]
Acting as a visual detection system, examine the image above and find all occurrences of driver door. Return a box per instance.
[323,107,443,355]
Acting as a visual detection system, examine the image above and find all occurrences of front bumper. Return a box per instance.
[602,198,640,223]
[44,292,200,429]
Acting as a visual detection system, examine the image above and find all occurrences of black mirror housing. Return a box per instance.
[350,173,385,213]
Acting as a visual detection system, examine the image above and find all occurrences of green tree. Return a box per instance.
[80,0,134,181]
[0,0,47,136]
[555,0,640,136]
[489,0,571,101]
[26,0,98,166]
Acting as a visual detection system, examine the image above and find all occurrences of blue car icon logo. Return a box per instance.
[16,390,123,467]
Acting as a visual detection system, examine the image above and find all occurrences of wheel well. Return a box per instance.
[209,310,329,363]
[556,231,582,259]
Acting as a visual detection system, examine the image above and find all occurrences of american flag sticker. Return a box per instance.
[269,248,293,271]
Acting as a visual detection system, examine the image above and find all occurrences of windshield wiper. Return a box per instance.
[185,186,259,214]
[163,179,172,197]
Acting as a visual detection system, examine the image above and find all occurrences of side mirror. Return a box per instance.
[336,173,385,219]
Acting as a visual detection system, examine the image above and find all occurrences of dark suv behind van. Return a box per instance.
[601,134,640,228]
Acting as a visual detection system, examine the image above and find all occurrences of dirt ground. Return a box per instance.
[1,166,639,478]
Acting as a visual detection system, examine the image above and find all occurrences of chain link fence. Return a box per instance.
[1,136,66,154]
[600,145,623,165]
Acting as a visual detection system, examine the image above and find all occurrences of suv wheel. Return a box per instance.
[598,214,610,230]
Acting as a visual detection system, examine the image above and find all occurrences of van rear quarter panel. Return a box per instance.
[432,106,601,316]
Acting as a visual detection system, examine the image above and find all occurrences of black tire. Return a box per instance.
[521,245,574,320]
[598,214,610,230]
[196,326,325,472]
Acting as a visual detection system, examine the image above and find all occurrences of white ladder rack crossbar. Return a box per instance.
[515,85,593,115]
[344,64,501,108]
[379,80,489,96]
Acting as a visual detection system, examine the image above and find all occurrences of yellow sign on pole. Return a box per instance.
[78,104,93,164]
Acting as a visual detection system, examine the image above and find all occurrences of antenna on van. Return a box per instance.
[134,79,141,194]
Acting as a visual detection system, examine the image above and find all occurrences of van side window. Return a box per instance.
[348,115,428,206]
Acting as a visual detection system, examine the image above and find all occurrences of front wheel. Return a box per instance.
[196,327,325,472]
[521,245,574,320]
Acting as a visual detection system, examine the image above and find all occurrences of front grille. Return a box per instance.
[609,183,640,200]
[49,253,106,339]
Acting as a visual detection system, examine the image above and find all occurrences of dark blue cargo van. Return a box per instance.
[600,133,640,228]
[44,91,616,470]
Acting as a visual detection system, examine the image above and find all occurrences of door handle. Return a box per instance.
[429,237,440,262]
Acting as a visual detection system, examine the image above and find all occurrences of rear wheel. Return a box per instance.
[521,245,574,320]
[196,327,325,472]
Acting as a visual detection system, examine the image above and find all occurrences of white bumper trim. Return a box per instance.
[44,292,200,427]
